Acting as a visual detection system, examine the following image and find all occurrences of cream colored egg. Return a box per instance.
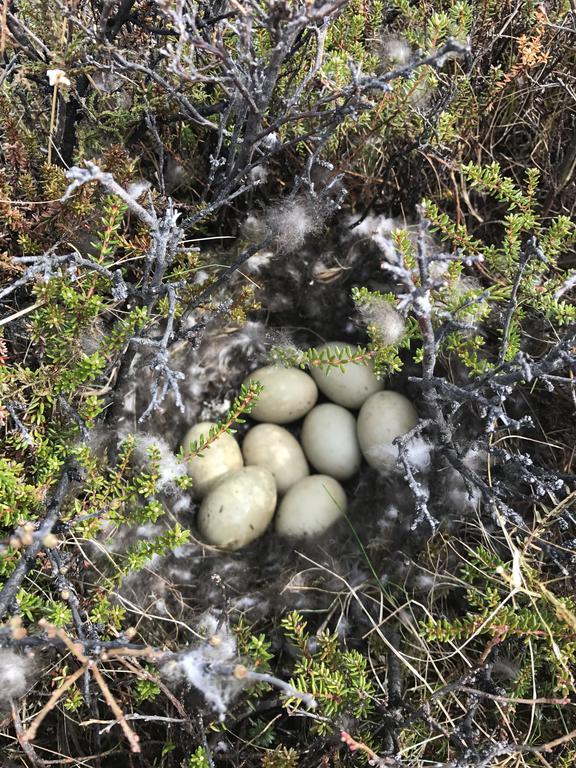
[309,341,382,409]
[301,404,361,481]
[242,424,309,494]
[357,391,418,471]
[198,467,277,550]
[243,366,318,424]
[183,421,243,498]
[275,475,347,538]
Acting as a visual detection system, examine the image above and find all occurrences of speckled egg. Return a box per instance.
[309,341,382,409]
[242,424,309,493]
[275,475,347,538]
[183,421,243,498]
[198,467,277,550]
[243,366,318,424]
[357,391,419,471]
[300,404,361,481]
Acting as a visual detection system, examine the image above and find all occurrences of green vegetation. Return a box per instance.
[0,0,574,766]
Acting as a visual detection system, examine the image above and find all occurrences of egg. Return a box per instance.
[357,391,419,471]
[243,366,318,424]
[275,475,347,537]
[182,421,243,498]
[242,424,309,493]
[308,341,382,409]
[197,467,277,550]
[300,404,361,480]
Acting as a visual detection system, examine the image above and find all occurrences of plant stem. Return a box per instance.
[47,85,58,165]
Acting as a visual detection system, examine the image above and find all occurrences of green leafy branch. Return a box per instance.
[270,342,377,373]
[280,611,377,734]
[179,381,263,462]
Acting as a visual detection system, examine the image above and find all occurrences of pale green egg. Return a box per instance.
[183,421,243,498]
[243,366,318,423]
[242,423,309,494]
[275,475,347,537]
[301,404,361,481]
[309,341,382,409]
[198,467,277,550]
[357,391,418,471]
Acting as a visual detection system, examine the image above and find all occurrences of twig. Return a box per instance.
[211,663,317,709]
[11,702,46,767]
[60,162,156,228]
[0,462,77,620]
[23,664,88,742]
[498,236,543,365]
[340,730,400,767]
[83,713,186,734]
[88,662,141,753]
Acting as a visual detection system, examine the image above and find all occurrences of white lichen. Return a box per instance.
[270,198,325,251]
[249,164,268,185]
[414,573,437,591]
[0,650,32,707]
[244,250,274,274]
[133,434,187,492]
[241,214,268,243]
[379,37,412,66]
[126,179,152,200]
[161,611,244,719]
[404,437,432,471]
[243,197,327,253]
[345,213,400,262]
[357,297,406,346]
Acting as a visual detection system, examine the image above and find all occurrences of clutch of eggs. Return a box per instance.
[183,343,419,551]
